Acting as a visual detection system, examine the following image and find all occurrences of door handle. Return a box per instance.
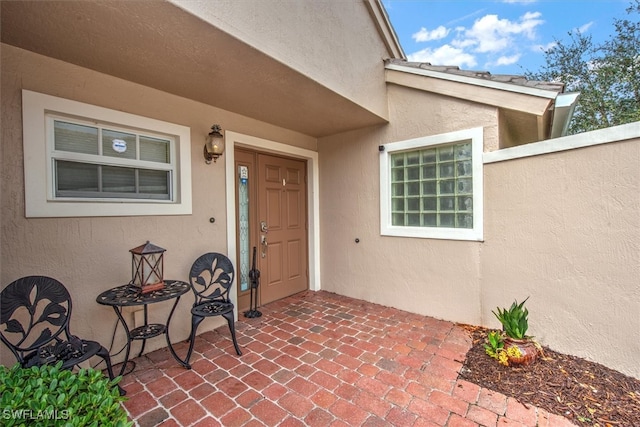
[261,235,268,258]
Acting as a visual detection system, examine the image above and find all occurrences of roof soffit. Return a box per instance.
[1,0,386,138]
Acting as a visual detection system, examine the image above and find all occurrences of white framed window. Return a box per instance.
[380,127,483,241]
[22,90,192,217]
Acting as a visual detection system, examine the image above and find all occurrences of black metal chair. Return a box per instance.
[0,276,119,386]
[182,253,242,368]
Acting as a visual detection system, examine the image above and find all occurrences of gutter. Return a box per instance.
[550,92,580,138]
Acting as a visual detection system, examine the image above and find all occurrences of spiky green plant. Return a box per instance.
[492,297,530,340]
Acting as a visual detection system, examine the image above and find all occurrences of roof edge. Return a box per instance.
[385,62,559,99]
[364,0,405,59]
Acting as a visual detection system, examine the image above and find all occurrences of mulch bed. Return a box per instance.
[457,325,640,426]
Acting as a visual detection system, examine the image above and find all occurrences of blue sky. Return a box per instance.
[384,0,631,75]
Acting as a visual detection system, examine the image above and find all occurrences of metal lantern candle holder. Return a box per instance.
[130,241,166,294]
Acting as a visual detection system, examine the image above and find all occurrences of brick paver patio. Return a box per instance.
[118,290,576,426]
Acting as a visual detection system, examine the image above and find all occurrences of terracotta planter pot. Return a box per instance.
[504,338,539,366]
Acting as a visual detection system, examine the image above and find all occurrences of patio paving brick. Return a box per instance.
[118,290,576,426]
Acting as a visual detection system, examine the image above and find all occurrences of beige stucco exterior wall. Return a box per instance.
[318,84,499,325]
[0,44,316,366]
[482,136,640,378]
[172,0,391,122]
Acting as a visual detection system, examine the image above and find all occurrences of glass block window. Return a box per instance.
[50,118,173,200]
[380,127,483,241]
[390,142,473,229]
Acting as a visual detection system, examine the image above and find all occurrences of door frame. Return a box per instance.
[224,131,321,319]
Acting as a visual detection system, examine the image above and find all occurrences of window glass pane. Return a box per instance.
[421,149,436,163]
[392,154,404,167]
[457,160,472,177]
[457,178,473,194]
[140,136,170,163]
[440,213,455,227]
[55,160,98,193]
[407,182,420,196]
[238,166,250,292]
[139,169,169,195]
[392,198,405,211]
[103,129,136,160]
[457,213,473,228]
[407,166,419,180]
[423,165,436,179]
[392,183,404,197]
[392,168,404,182]
[439,180,455,194]
[422,181,436,195]
[440,197,455,211]
[407,198,419,211]
[392,213,404,226]
[103,166,136,193]
[438,146,454,161]
[458,196,473,211]
[407,213,420,226]
[439,163,455,178]
[54,121,99,154]
[406,152,420,165]
[423,213,437,226]
[455,143,472,160]
[422,197,437,211]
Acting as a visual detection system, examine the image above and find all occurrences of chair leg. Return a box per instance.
[97,345,125,396]
[222,311,242,356]
[184,315,205,369]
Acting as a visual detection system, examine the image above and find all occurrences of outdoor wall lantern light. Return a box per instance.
[130,241,166,294]
[204,124,225,164]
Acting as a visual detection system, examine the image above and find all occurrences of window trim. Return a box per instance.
[22,90,192,217]
[380,127,484,241]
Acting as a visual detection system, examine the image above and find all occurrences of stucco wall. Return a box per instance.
[482,136,640,378]
[0,44,316,366]
[318,85,499,325]
[319,84,640,378]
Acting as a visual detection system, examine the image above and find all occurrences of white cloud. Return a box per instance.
[407,44,477,68]
[502,0,537,4]
[577,21,594,33]
[405,10,545,71]
[463,11,544,53]
[491,54,521,67]
[412,25,450,42]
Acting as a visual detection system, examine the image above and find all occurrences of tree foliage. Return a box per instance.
[526,0,640,134]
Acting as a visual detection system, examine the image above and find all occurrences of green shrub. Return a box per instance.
[0,362,131,427]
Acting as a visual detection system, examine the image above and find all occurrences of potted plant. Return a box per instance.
[0,362,131,426]
[491,297,539,366]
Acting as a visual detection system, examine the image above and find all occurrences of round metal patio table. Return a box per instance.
[96,280,189,376]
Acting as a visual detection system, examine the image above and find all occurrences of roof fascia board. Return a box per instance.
[386,68,553,116]
[385,63,557,99]
[364,0,405,59]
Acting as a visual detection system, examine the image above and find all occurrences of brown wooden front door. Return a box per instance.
[235,149,308,312]
[257,153,308,304]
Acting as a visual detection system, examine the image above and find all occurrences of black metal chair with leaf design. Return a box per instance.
[182,253,242,369]
[0,276,119,388]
